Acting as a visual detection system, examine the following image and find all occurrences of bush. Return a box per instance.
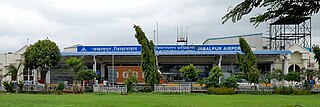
[56,83,65,92]
[274,86,311,95]
[17,80,24,93]
[207,87,236,95]
[293,89,311,95]
[221,76,238,88]
[274,86,294,95]
[3,81,14,93]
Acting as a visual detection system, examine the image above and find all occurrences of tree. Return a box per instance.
[5,63,22,81]
[270,69,285,86]
[133,25,160,86]
[66,57,87,73]
[222,0,320,26]
[124,71,139,92]
[236,37,260,84]
[313,45,320,72]
[24,39,61,81]
[221,75,238,88]
[74,70,96,81]
[285,71,301,86]
[179,64,201,82]
[201,66,224,88]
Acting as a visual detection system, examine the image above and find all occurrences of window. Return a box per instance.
[123,71,129,78]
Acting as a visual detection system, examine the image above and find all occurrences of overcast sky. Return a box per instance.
[0,0,319,52]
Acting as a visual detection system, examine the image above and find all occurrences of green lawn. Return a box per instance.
[0,93,319,107]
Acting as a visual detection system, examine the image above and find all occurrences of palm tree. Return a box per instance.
[5,63,22,81]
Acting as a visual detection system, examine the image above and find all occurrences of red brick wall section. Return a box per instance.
[114,66,144,84]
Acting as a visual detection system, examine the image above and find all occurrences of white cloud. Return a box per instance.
[0,0,319,52]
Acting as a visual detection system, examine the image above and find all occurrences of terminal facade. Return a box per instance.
[0,33,318,84]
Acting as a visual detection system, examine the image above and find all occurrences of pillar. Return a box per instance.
[33,69,38,83]
[283,56,289,75]
[46,68,50,84]
[101,63,106,80]
[93,56,97,72]
[218,55,222,68]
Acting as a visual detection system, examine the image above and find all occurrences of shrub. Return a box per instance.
[207,87,236,95]
[221,76,238,88]
[3,81,14,93]
[274,86,294,95]
[56,83,65,92]
[293,89,311,95]
[17,80,24,93]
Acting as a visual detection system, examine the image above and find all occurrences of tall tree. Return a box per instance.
[236,37,260,84]
[179,64,201,82]
[222,0,320,26]
[24,39,61,82]
[133,25,160,86]
[313,45,320,72]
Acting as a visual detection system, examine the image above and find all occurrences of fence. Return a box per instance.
[23,84,45,91]
[237,86,274,92]
[154,84,191,92]
[93,85,127,93]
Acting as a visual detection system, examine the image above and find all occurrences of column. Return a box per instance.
[101,63,106,80]
[283,56,289,75]
[302,59,308,70]
[46,68,50,84]
[218,55,222,68]
[93,56,97,72]
[33,69,38,83]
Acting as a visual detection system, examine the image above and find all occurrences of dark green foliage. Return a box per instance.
[3,81,14,92]
[271,69,285,82]
[24,39,61,80]
[134,25,160,86]
[5,63,22,81]
[207,87,236,95]
[222,0,320,26]
[274,86,311,95]
[313,45,320,72]
[17,80,24,92]
[124,71,138,93]
[74,70,96,80]
[236,37,260,84]
[56,83,65,92]
[66,57,87,73]
[179,64,201,82]
[285,71,301,85]
[221,75,238,88]
[200,66,224,88]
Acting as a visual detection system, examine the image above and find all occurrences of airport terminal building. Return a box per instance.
[0,33,318,84]
[54,33,317,84]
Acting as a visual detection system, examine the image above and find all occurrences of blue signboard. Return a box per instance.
[77,45,241,52]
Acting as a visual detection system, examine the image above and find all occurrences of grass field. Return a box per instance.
[0,93,319,107]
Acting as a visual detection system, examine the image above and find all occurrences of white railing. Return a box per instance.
[93,85,127,93]
[24,84,45,91]
[192,86,207,92]
[237,86,274,91]
[154,84,191,93]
